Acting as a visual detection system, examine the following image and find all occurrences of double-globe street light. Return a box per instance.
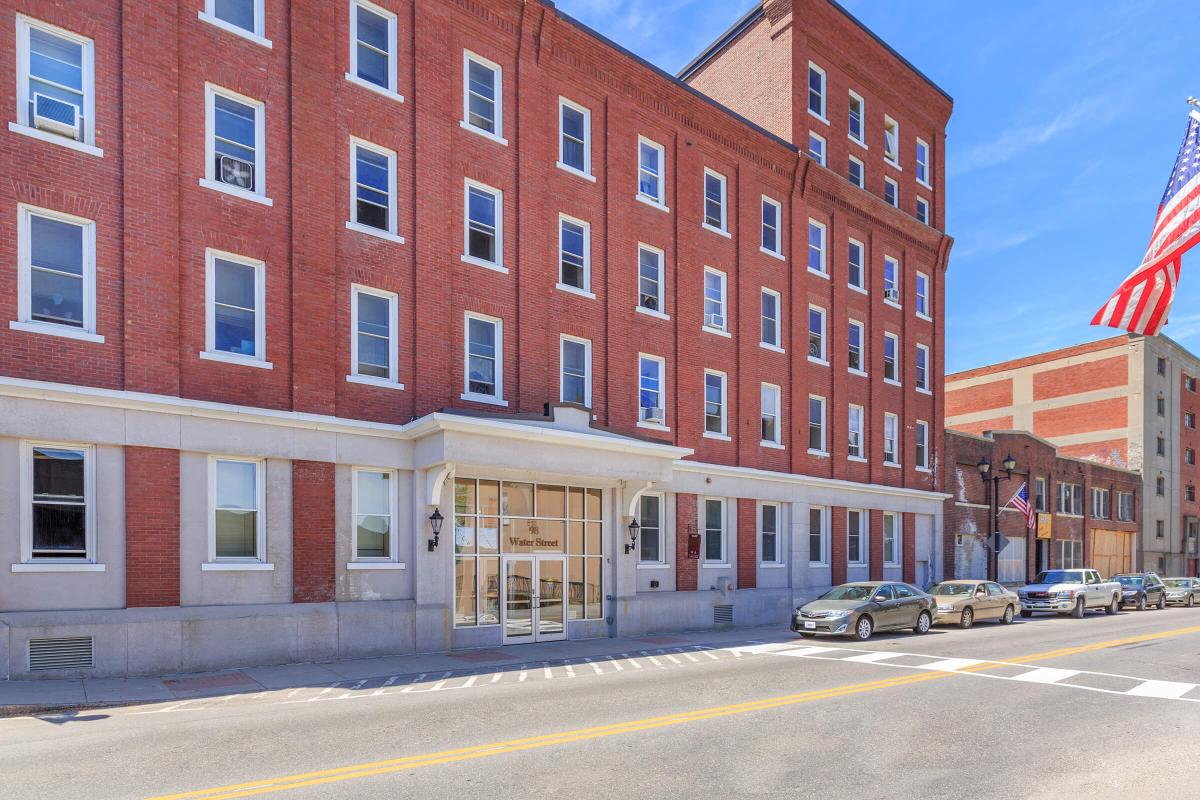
[977,454,1018,582]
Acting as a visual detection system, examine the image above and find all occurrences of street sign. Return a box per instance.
[992,532,1010,553]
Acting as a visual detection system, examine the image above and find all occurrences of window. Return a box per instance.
[463,180,503,269]
[1157,436,1166,457]
[1092,487,1111,519]
[808,395,826,453]
[1035,477,1047,511]
[1158,357,1167,376]
[15,205,97,339]
[808,132,826,166]
[1157,394,1165,416]
[558,97,591,177]
[808,306,826,363]
[703,268,727,332]
[848,156,864,188]
[761,383,781,446]
[761,503,781,564]
[848,404,864,459]
[349,139,398,238]
[202,0,265,40]
[847,509,865,565]
[637,244,665,313]
[1187,485,1196,503]
[916,138,930,185]
[916,344,930,391]
[462,51,503,141]
[916,273,930,318]
[704,370,728,437]
[1188,375,1197,392]
[883,333,899,383]
[883,513,899,566]
[807,220,827,274]
[353,468,398,562]
[704,498,726,563]
[809,506,826,564]
[1186,411,1195,429]
[21,443,94,563]
[848,320,865,373]
[883,413,899,465]
[557,215,590,293]
[638,354,666,426]
[703,169,728,233]
[761,197,782,256]
[1187,448,1196,466]
[848,238,866,291]
[807,63,826,119]
[1057,483,1084,515]
[1156,520,1165,539]
[760,289,781,349]
[848,90,864,144]
[204,250,266,366]
[916,196,930,226]
[559,335,591,407]
[210,457,265,562]
[637,136,666,206]
[915,420,929,469]
[349,285,398,385]
[204,85,266,200]
[1059,539,1083,570]
[1156,475,1166,496]
[463,313,503,403]
[883,257,900,304]
[349,1,398,97]
[883,116,899,165]
[883,177,898,208]
[16,16,97,150]
[639,494,663,564]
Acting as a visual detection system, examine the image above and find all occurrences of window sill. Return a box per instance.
[347,562,406,571]
[760,342,785,354]
[636,306,670,321]
[637,420,671,433]
[8,123,103,157]
[916,466,931,473]
[917,387,933,396]
[702,223,731,239]
[635,194,670,213]
[198,11,272,47]
[884,461,902,469]
[885,159,902,172]
[556,283,596,300]
[637,563,671,570]
[809,562,829,569]
[202,562,275,571]
[760,247,785,261]
[848,135,867,150]
[848,284,868,296]
[916,313,932,323]
[346,220,404,244]
[343,73,404,104]
[556,162,596,182]
[848,455,867,463]
[916,177,932,190]
[807,267,830,280]
[11,562,105,573]
[200,350,273,369]
[346,374,405,391]
[9,321,104,344]
[807,110,829,126]
[459,120,508,146]
[808,357,829,367]
[884,378,901,387]
[703,431,732,442]
[460,392,509,407]
[883,299,902,310]
[702,325,732,339]
[808,449,829,458]
[701,562,732,569]
[760,563,786,569]
[199,178,273,206]
[460,254,509,274]
[760,441,785,450]
[848,368,868,378]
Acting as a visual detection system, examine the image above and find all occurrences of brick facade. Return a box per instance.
[124,447,181,608]
[676,493,698,592]
[291,461,336,603]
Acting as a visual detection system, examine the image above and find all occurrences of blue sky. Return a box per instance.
[556,0,1199,373]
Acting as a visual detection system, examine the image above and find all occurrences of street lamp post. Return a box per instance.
[977,454,1017,581]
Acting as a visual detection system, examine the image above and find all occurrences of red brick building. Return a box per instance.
[0,0,952,678]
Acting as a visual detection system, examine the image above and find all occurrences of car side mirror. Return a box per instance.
[872,596,887,604]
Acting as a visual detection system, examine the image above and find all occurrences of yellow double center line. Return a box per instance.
[149,624,1200,800]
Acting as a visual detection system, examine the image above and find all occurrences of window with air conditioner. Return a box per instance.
[204,84,266,201]
[16,17,96,150]
[702,268,727,333]
[638,354,666,427]
[883,257,900,304]
[15,205,98,341]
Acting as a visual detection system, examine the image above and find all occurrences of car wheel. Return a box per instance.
[1020,609,1033,618]
[1137,596,1147,611]
[1158,594,1167,610]
[1105,595,1119,615]
[1000,604,1015,624]
[914,611,932,635]
[854,615,874,641]
[959,607,974,630]
[1071,598,1085,618]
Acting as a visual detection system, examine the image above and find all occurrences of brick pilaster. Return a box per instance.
[903,512,916,584]
[292,461,336,603]
[869,509,884,580]
[675,493,698,592]
[125,446,180,608]
[831,506,847,585]
[737,498,756,589]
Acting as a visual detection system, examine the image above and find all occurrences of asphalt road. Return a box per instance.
[5,607,1200,799]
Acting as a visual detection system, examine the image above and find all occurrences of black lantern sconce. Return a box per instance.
[625,519,640,554]
[427,508,444,552]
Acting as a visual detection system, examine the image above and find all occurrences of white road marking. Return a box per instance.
[370,676,400,696]
[335,680,368,699]
[400,674,428,693]
[606,656,624,671]
[565,665,576,679]
[489,672,503,684]
[841,652,904,664]
[920,658,986,672]
[1011,667,1079,684]
[584,659,604,675]
[461,676,478,689]
[1126,680,1197,699]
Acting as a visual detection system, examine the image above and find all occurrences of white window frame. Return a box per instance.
[559,334,592,408]
[702,267,729,336]
[883,256,901,306]
[915,272,930,319]
[808,304,827,365]
[847,90,865,147]
[808,131,826,167]
[807,62,827,122]
[848,404,865,460]
[702,168,729,236]
[636,135,668,210]
[760,502,783,566]
[807,219,828,276]
[703,369,729,439]
[13,204,101,343]
[200,0,269,47]
[916,344,931,393]
[637,353,667,430]
[760,196,783,258]
[461,50,505,144]
[556,213,592,297]
[848,155,865,188]
[206,456,268,567]
[348,284,401,389]
[883,176,899,208]
[915,420,929,471]
[808,505,828,566]
[13,15,101,155]
[636,243,667,318]
[883,115,900,167]
[808,394,827,455]
[702,497,727,565]
[915,196,930,226]
[557,96,593,179]
[915,137,931,187]
[883,332,900,385]
[760,288,782,351]
[847,319,866,376]
[348,137,402,242]
[462,311,505,406]
[883,412,900,466]
[350,466,402,566]
[637,492,666,566]
[202,83,270,205]
[202,248,270,369]
[847,509,866,566]
[847,238,866,293]
[346,0,401,102]
[1092,487,1111,520]
[883,512,900,566]
[17,440,98,568]
[761,382,782,448]
[462,178,505,272]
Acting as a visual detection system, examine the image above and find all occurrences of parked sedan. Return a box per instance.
[1164,577,1200,607]
[930,580,1019,628]
[1114,573,1168,610]
[792,582,937,641]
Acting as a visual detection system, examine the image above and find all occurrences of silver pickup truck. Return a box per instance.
[1016,569,1122,618]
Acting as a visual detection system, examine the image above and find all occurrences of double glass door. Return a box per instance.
[502,556,566,644]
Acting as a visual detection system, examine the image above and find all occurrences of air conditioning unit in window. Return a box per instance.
[32,93,80,140]
[704,312,725,330]
[884,288,900,302]
[640,407,665,425]
[219,155,255,191]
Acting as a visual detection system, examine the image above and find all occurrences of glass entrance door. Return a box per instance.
[502,556,566,644]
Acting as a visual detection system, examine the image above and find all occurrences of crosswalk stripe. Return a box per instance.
[919,658,985,672]
[1010,667,1079,684]
[841,651,906,664]
[1126,680,1197,699]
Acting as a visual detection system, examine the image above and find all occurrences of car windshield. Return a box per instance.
[1033,571,1084,585]
[1165,579,1190,588]
[1115,576,1144,587]
[820,585,873,601]
[931,583,975,596]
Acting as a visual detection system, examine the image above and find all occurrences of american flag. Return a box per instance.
[1006,482,1036,530]
[1093,103,1200,336]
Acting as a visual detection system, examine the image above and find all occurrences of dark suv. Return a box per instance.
[1114,573,1167,610]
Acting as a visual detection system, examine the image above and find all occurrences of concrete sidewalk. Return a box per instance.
[0,625,794,717]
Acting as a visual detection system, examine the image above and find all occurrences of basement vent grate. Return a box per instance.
[28,636,94,671]
[714,604,734,624]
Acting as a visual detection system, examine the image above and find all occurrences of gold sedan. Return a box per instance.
[930,580,1019,629]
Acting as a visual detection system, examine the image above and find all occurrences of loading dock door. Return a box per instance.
[1091,530,1134,578]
